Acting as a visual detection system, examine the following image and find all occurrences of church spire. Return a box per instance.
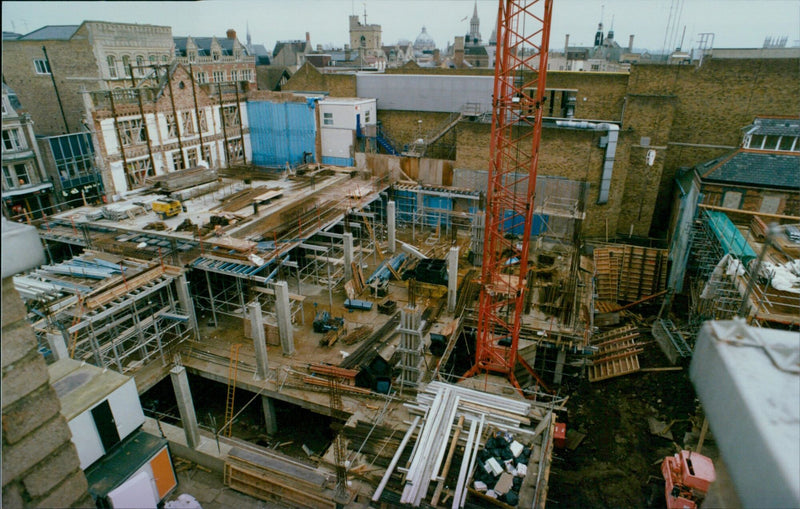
[469,0,482,45]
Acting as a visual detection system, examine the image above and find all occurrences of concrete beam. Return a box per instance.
[387,200,396,254]
[262,396,278,435]
[46,332,69,361]
[273,281,295,356]
[249,301,269,380]
[170,365,201,449]
[343,232,354,281]
[447,247,459,313]
[177,273,199,340]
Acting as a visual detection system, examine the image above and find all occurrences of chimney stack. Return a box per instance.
[227,29,236,40]
[628,35,634,53]
[565,34,570,54]
[306,32,311,44]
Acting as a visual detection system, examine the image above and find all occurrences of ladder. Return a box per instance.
[224,343,242,437]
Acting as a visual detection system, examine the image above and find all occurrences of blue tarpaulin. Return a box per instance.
[705,210,757,265]
[247,101,316,168]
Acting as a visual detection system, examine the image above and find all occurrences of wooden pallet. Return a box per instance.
[588,324,642,382]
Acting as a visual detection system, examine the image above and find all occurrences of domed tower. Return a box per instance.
[414,26,436,53]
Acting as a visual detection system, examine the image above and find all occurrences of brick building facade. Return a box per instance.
[175,29,256,87]
[2,22,174,136]
[87,64,251,195]
[283,57,798,238]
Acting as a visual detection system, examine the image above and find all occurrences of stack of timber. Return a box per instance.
[372,381,555,508]
[146,166,218,192]
[340,312,400,370]
[224,446,337,508]
[587,324,643,382]
[214,186,284,213]
[344,262,366,300]
[594,244,668,303]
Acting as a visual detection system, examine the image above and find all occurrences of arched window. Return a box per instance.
[122,55,131,76]
[136,55,145,76]
[107,55,117,78]
[149,55,157,64]
[360,35,366,48]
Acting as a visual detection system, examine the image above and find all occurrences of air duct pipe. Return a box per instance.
[555,120,620,204]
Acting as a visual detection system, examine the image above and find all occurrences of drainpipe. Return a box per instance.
[555,120,619,204]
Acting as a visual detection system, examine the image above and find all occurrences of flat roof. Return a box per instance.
[49,358,130,421]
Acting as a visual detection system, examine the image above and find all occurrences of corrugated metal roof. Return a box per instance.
[18,25,80,41]
[702,150,800,190]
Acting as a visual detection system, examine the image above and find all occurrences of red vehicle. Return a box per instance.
[661,450,716,509]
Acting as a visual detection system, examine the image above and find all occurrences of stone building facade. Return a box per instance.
[175,29,256,87]
[2,85,55,220]
[2,22,174,136]
[86,64,251,195]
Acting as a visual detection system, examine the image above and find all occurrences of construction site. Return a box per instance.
[4,1,799,509]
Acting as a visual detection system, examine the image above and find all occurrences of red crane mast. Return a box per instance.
[465,0,553,390]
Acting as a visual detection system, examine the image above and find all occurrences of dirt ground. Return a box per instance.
[547,325,702,509]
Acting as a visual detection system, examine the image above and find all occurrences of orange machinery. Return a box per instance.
[661,450,716,509]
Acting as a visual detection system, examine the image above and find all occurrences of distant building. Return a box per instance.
[272,34,311,72]
[174,29,256,86]
[2,84,56,220]
[413,27,438,67]
[2,21,174,135]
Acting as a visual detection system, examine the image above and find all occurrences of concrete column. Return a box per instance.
[249,301,269,380]
[553,348,568,385]
[343,232,354,281]
[387,200,396,253]
[447,246,459,313]
[261,396,278,435]
[470,211,484,267]
[46,332,69,361]
[273,281,295,356]
[176,274,199,340]
[170,366,200,449]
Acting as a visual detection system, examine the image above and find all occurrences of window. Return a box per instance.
[196,72,208,84]
[3,163,33,188]
[365,110,371,123]
[241,69,253,82]
[165,113,178,138]
[722,191,742,209]
[590,64,600,71]
[34,59,51,74]
[162,55,168,63]
[2,165,14,189]
[180,111,195,135]
[760,195,781,214]
[778,136,795,151]
[212,51,221,61]
[323,112,334,126]
[1,100,7,116]
[212,71,225,83]
[2,129,24,151]
[117,118,146,146]
[227,139,243,162]
[201,144,212,165]
[136,55,145,76]
[222,105,240,127]
[360,35,366,48]
[14,163,31,186]
[198,110,209,132]
[172,150,185,171]
[149,55,157,64]
[230,70,239,82]
[125,159,153,189]
[748,134,765,150]
[188,51,196,63]
[107,55,117,78]
[187,147,198,168]
[764,135,780,150]
[122,55,131,76]
[51,133,95,180]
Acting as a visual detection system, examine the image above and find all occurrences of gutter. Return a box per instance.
[555,120,619,204]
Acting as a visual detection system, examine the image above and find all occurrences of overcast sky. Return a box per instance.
[3,0,799,55]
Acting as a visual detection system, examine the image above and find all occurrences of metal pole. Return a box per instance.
[41,46,70,133]
[217,83,230,165]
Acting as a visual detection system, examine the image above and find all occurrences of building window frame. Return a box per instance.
[165,113,178,138]
[122,55,131,77]
[180,111,195,135]
[323,112,334,126]
[171,150,185,171]
[2,128,25,151]
[125,158,153,189]
[117,118,147,147]
[33,59,51,75]
[222,105,240,127]
[212,70,225,83]
[107,55,117,78]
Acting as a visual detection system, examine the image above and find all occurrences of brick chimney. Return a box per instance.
[227,29,236,40]
[565,34,570,54]
[454,36,465,68]
[628,35,634,53]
